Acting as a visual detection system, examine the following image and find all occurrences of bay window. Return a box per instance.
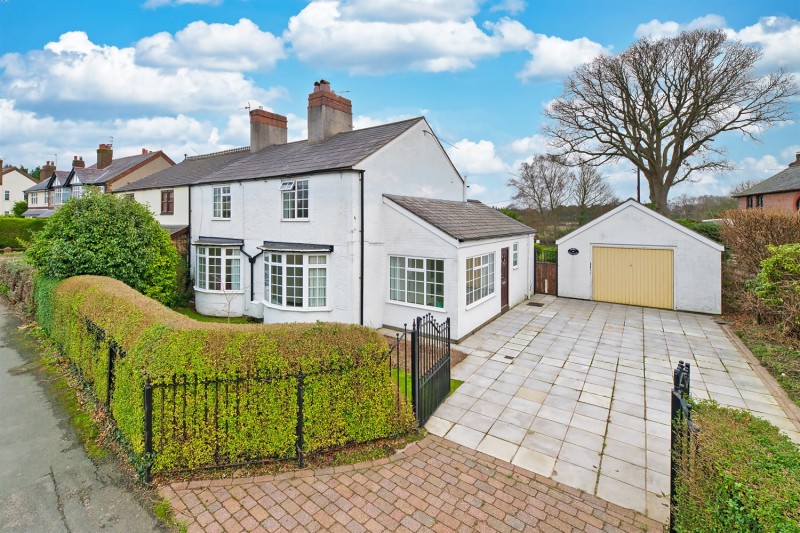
[265,253,327,308]
[196,246,241,291]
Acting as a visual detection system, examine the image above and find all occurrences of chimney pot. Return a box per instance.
[96,143,113,169]
[307,80,352,143]
[790,152,800,168]
[72,155,85,168]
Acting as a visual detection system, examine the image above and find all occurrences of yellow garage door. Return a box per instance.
[592,247,674,309]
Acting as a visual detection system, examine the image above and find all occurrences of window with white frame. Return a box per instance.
[196,246,241,291]
[389,256,444,308]
[29,193,38,206]
[44,191,50,205]
[212,186,231,219]
[512,242,519,268]
[281,180,309,219]
[264,253,327,308]
[466,253,495,305]
[3,191,9,201]
[54,187,71,206]
[72,185,84,199]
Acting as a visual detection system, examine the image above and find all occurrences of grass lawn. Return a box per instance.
[173,306,251,324]
[390,368,463,401]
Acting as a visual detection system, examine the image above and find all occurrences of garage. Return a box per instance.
[556,199,723,314]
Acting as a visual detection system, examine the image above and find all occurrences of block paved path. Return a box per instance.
[162,435,664,533]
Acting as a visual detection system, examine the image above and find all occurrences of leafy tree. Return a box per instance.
[12,201,27,218]
[499,207,522,222]
[544,29,797,214]
[26,188,178,305]
[572,164,617,225]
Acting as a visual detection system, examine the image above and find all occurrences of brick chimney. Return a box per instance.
[789,152,800,168]
[41,161,56,181]
[96,144,113,169]
[250,107,287,153]
[307,80,352,143]
[72,155,85,168]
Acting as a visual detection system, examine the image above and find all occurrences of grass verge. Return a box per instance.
[730,315,800,409]
[390,367,463,400]
[172,306,252,324]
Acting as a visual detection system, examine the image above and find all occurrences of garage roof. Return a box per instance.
[556,199,724,251]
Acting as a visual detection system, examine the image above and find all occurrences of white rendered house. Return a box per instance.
[0,163,37,215]
[190,81,534,340]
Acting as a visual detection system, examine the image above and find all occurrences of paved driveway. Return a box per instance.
[428,296,800,523]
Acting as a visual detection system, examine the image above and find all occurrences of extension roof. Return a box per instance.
[195,117,424,185]
[117,147,251,192]
[384,195,535,242]
[730,164,800,197]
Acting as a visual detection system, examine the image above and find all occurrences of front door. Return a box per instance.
[501,247,509,313]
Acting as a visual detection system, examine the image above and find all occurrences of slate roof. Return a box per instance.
[731,164,800,197]
[385,195,535,242]
[117,147,251,192]
[195,117,424,185]
[26,170,69,192]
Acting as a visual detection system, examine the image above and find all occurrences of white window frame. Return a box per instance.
[195,246,242,292]
[44,191,50,205]
[466,253,495,306]
[512,242,519,268]
[72,185,84,199]
[29,193,38,206]
[212,186,231,219]
[264,252,328,309]
[281,179,309,220]
[388,256,445,309]
[54,187,71,206]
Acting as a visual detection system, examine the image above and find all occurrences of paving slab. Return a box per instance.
[436,295,800,523]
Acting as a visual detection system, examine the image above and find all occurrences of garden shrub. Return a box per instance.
[750,243,800,337]
[674,218,722,243]
[673,401,800,532]
[0,255,36,318]
[49,276,415,473]
[25,189,179,306]
[0,217,46,249]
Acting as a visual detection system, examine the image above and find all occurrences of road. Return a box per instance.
[0,304,163,533]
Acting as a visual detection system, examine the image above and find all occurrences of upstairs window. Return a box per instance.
[282,180,309,219]
[3,191,9,201]
[161,189,174,215]
[29,193,38,206]
[44,191,50,205]
[213,186,231,219]
[72,185,84,199]
[54,187,71,206]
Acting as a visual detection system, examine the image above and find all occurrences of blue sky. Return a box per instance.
[1,0,798,207]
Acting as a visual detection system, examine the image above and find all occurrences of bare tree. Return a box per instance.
[729,179,763,197]
[544,29,797,214]
[572,164,617,225]
[509,155,573,237]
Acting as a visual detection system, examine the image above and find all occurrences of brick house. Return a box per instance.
[732,152,800,212]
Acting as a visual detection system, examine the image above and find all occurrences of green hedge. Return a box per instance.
[674,218,722,243]
[49,276,415,473]
[0,255,36,318]
[674,401,800,532]
[0,217,47,249]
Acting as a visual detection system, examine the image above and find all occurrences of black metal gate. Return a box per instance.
[411,314,451,426]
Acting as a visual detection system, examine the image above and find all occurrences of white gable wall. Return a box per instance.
[557,202,722,314]
[3,169,36,214]
[125,186,190,226]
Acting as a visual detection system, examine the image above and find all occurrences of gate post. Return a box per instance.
[411,316,420,422]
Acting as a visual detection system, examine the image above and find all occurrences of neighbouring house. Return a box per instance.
[0,160,37,215]
[732,151,800,212]
[556,198,723,314]
[23,145,174,218]
[115,146,251,255]
[190,80,535,340]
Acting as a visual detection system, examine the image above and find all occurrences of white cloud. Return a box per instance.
[286,1,506,74]
[136,19,285,71]
[516,33,609,80]
[728,16,800,74]
[143,0,222,9]
[509,134,550,155]
[634,14,726,39]
[0,30,283,114]
[490,0,526,15]
[446,139,507,175]
[0,98,248,169]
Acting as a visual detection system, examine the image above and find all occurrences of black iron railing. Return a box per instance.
[670,360,697,533]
